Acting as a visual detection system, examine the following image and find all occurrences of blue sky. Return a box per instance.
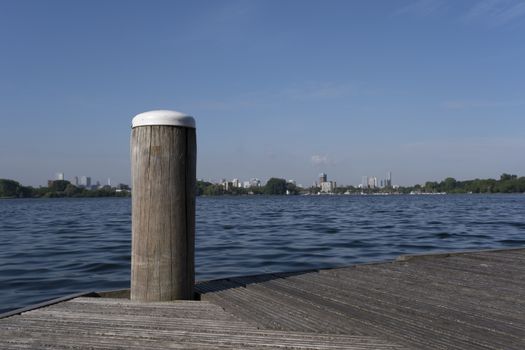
[1,0,524,187]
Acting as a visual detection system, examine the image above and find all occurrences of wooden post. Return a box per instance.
[130,110,196,301]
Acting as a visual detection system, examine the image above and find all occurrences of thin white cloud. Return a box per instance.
[463,0,502,21]
[393,0,445,17]
[311,154,332,167]
[496,2,525,24]
[463,0,525,26]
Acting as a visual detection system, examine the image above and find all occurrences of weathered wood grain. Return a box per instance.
[0,298,400,349]
[2,249,524,349]
[198,248,525,350]
[131,125,196,301]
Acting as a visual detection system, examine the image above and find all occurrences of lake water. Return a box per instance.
[1,195,524,313]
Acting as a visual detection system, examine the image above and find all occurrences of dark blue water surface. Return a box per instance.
[1,195,524,313]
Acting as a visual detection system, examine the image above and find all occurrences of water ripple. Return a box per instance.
[1,195,525,313]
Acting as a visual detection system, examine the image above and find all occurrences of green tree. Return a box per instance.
[18,185,35,198]
[285,182,300,195]
[64,184,80,197]
[424,181,438,193]
[441,177,457,192]
[248,186,264,195]
[0,179,21,197]
[49,180,71,192]
[264,178,287,195]
[203,184,224,196]
[196,180,213,196]
[500,173,517,181]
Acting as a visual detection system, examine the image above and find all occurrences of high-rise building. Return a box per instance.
[386,171,392,187]
[362,176,368,189]
[80,176,91,188]
[318,173,335,193]
[73,176,79,186]
[232,179,241,188]
[56,172,64,181]
[320,181,334,193]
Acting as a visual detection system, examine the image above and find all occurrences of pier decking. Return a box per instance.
[1,248,524,349]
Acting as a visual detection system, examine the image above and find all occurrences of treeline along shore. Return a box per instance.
[409,174,525,194]
[1,173,524,199]
[198,174,525,195]
[0,179,130,199]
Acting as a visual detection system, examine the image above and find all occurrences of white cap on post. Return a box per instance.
[132,110,196,129]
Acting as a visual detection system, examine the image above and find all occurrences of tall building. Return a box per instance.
[362,176,369,189]
[320,181,334,193]
[80,176,91,188]
[73,176,79,186]
[386,171,392,187]
[56,172,64,181]
[318,173,335,193]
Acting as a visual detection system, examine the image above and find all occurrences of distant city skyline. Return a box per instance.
[1,1,524,187]
[5,164,524,191]
[214,170,395,190]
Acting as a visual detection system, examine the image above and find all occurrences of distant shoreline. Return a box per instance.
[2,173,524,199]
[0,179,131,199]
[1,192,524,202]
[0,195,132,200]
[198,174,525,196]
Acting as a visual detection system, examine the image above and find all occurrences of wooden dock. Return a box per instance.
[1,248,524,349]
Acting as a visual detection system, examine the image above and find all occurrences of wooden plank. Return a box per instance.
[197,248,525,350]
[3,248,525,349]
[233,275,483,350]
[275,272,524,349]
[0,291,97,320]
[321,265,525,325]
[395,246,525,262]
[0,298,401,350]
